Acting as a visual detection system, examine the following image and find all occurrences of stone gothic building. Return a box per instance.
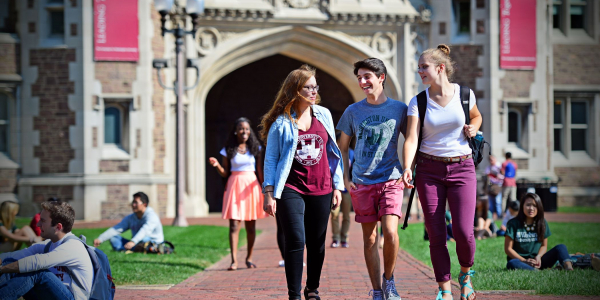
[0,0,598,220]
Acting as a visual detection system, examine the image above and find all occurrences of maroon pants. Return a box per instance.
[416,156,477,282]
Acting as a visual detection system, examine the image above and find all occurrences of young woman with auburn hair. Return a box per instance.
[260,65,344,300]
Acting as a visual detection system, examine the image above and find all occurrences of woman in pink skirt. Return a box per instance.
[209,117,266,271]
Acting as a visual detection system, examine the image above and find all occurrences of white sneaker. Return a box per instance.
[278,260,285,267]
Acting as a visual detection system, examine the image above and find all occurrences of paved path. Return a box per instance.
[110,213,600,300]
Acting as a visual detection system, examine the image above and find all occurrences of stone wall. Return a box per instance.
[32,185,74,203]
[554,45,600,85]
[555,167,600,187]
[450,45,484,99]
[0,169,17,193]
[95,62,136,94]
[0,43,19,74]
[99,160,129,173]
[101,185,130,220]
[156,184,168,218]
[151,5,166,173]
[555,167,600,207]
[500,70,535,98]
[31,49,76,174]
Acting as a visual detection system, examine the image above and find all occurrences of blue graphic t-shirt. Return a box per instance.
[337,98,408,185]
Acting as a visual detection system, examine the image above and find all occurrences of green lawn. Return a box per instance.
[399,222,600,296]
[557,206,600,214]
[10,218,244,286]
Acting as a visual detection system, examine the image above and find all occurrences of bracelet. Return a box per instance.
[404,168,412,174]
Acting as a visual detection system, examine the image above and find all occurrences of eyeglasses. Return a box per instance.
[303,85,319,92]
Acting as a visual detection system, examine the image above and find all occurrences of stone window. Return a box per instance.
[553,0,594,38]
[506,104,530,151]
[0,0,17,33]
[452,0,471,35]
[553,95,594,157]
[46,0,64,40]
[102,98,131,159]
[0,93,9,155]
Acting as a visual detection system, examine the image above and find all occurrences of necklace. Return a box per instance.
[524,220,536,232]
[237,146,247,154]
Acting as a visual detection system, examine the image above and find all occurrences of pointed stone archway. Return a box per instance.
[186,25,403,215]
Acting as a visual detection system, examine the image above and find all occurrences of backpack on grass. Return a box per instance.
[45,235,116,300]
[132,240,175,254]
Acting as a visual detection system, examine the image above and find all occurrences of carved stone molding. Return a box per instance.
[285,0,318,9]
[194,27,221,56]
[371,32,396,59]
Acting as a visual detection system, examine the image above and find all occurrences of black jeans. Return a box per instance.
[278,186,332,299]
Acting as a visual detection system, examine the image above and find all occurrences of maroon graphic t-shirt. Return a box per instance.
[285,116,333,196]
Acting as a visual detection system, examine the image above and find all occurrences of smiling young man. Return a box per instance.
[336,58,408,300]
[0,200,93,300]
[94,191,164,251]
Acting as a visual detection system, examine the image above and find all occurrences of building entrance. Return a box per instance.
[204,54,354,212]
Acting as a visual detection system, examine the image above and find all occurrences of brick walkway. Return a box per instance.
[110,213,600,300]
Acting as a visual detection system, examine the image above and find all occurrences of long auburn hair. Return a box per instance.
[224,117,261,161]
[516,193,546,242]
[259,64,321,143]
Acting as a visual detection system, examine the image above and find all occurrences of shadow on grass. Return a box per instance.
[109,259,203,270]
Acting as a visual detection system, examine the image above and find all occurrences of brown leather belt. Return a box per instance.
[418,152,472,163]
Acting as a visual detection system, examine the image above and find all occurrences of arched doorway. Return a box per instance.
[204,54,354,212]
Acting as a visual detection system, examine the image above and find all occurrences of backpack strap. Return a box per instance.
[401,91,427,231]
[416,90,427,151]
[61,235,91,295]
[460,85,471,125]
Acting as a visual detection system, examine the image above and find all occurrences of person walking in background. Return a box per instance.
[0,201,42,253]
[209,117,266,271]
[402,44,482,300]
[501,152,518,212]
[331,134,353,249]
[485,155,504,219]
[504,193,573,271]
[261,64,344,300]
[337,58,407,300]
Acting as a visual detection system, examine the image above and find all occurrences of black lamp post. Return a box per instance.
[153,0,203,227]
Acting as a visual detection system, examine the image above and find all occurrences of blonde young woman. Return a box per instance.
[402,44,482,300]
[0,201,42,253]
[260,65,344,300]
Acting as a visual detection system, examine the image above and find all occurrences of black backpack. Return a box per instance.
[459,86,490,168]
[402,86,489,230]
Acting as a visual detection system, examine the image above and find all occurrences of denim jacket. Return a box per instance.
[263,105,344,199]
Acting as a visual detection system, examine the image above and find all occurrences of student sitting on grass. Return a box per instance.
[474,198,494,240]
[504,193,573,271]
[496,200,519,236]
[0,201,42,253]
[94,192,164,251]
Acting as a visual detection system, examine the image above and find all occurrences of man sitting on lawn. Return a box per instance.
[0,200,93,300]
[94,192,164,251]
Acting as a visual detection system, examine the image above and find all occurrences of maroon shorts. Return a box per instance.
[349,179,404,223]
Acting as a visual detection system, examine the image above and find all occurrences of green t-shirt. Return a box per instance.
[505,218,551,261]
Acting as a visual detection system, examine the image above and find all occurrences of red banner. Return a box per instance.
[500,0,536,69]
[94,0,139,61]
